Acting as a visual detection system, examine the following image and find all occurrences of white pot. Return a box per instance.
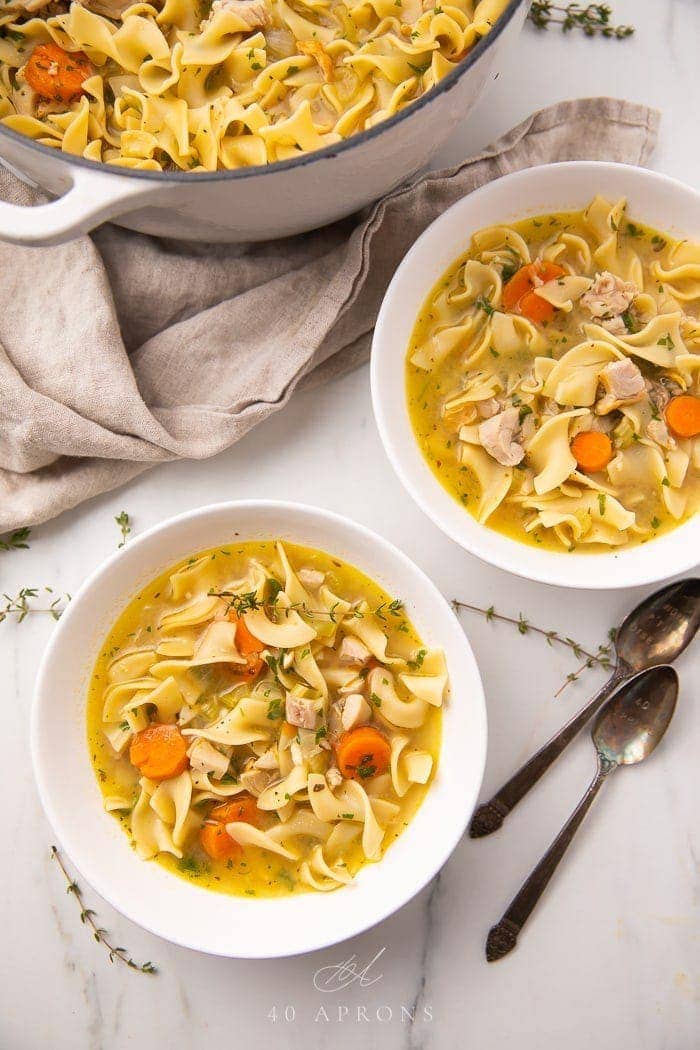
[371,161,700,590]
[32,500,487,957]
[0,0,527,245]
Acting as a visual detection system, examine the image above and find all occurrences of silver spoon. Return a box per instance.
[485,664,679,962]
[470,578,699,838]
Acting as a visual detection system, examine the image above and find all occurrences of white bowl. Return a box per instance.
[371,161,700,590]
[31,501,486,958]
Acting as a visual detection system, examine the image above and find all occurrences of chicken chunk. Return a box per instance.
[478,407,525,466]
[240,766,273,796]
[338,635,371,667]
[581,271,638,323]
[326,766,343,789]
[340,693,371,732]
[298,567,325,590]
[596,358,646,415]
[285,693,317,729]
[599,314,629,337]
[253,747,279,771]
[187,739,230,779]
[207,0,270,27]
[477,397,502,419]
[646,419,675,449]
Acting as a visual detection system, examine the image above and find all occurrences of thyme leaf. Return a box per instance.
[115,511,131,548]
[452,599,614,695]
[0,587,70,624]
[0,526,31,552]
[529,2,634,38]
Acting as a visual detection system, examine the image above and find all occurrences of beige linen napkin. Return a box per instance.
[0,97,658,531]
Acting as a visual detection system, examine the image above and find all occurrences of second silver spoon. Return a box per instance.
[470,577,699,838]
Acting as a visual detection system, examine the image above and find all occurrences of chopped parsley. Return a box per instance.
[267,698,283,720]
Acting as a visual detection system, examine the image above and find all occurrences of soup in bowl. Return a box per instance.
[371,162,700,588]
[32,501,486,957]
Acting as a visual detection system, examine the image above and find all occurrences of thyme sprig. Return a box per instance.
[0,526,31,552]
[115,511,131,548]
[210,588,394,625]
[452,599,615,695]
[529,2,634,37]
[51,847,156,975]
[0,587,70,624]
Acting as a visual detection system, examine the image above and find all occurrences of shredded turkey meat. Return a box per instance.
[596,358,646,415]
[478,407,525,466]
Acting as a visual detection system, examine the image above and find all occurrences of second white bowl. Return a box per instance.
[371,161,700,590]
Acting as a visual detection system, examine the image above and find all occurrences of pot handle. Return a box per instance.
[0,163,151,246]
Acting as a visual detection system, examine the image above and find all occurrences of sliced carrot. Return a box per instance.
[502,261,566,323]
[665,395,700,438]
[200,793,261,860]
[227,610,265,678]
[335,725,391,781]
[200,822,241,861]
[24,43,93,104]
[210,794,260,826]
[571,431,614,474]
[519,289,556,324]
[129,723,189,781]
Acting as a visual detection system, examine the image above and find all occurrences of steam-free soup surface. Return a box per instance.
[406,197,700,552]
[88,541,444,897]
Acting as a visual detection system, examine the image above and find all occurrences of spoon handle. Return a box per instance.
[470,671,623,837]
[485,759,614,962]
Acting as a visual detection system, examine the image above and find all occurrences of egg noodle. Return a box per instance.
[0,0,507,170]
[88,541,445,896]
[407,196,700,552]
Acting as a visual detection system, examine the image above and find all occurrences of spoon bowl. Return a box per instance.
[470,578,698,837]
[486,665,679,961]
[593,665,678,767]
[614,579,700,672]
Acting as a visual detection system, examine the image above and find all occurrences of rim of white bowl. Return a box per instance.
[31,500,487,958]
[371,161,700,590]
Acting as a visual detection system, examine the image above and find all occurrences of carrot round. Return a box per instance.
[571,431,613,474]
[200,822,241,861]
[502,261,565,323]
[200,793,260,860]
[24,43,93,104]
[210,794,260,826]
[129,723,189,781]
[665,394,700,438]
[227,611,265,678]
[335,726,391,780]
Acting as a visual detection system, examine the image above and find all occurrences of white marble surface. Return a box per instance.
[1,2,699,1047]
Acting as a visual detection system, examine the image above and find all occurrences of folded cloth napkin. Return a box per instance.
[0,97,658,531]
